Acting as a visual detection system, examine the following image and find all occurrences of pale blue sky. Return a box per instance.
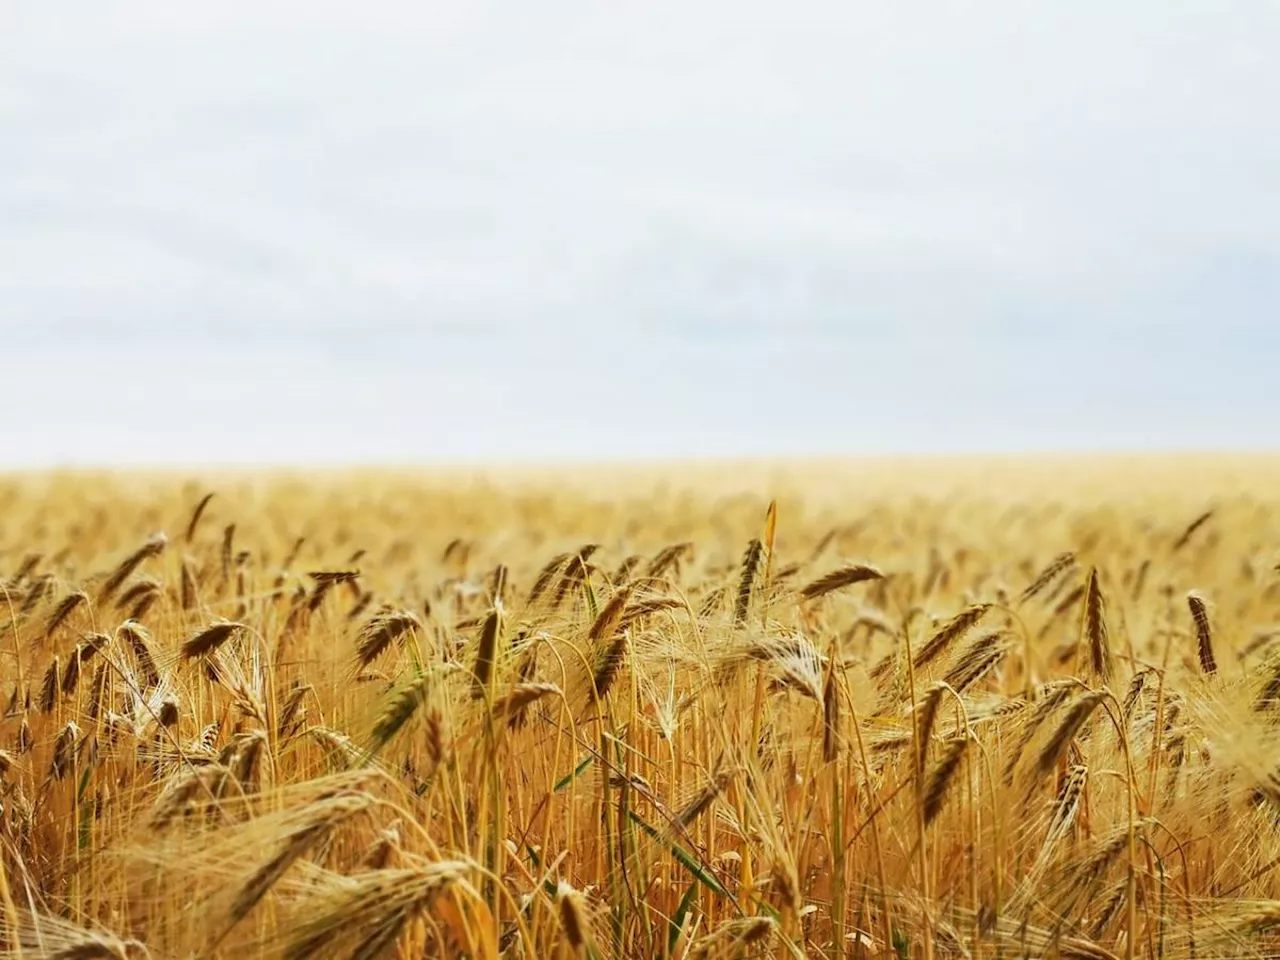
[2,3,1278,464]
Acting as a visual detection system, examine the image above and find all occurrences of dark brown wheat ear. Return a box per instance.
[556,881,590,950]
[1018,552,1076,605]
[492,682,560,725]
[923,737,969,826]
[914,604,990,670]
[1172,508,1214,552]
[220,524,236,584]
[670,762,736,836]
[914,682,947,774]
[471,608,502,700]
[588,586,632,641]
[1080,568,1112,686]
[181,620,245,661]
[117,620,161,690]
[1187,591,1217,675]
[798,563,884,601]
[821,653,840,762]
[646,541,691,579]
[1036,691,1106,778]
[734,538,764,625]
[185,492,215,543]
[942,630,1009,693]
[39,656,60,713]
[370,678,430,751]
[114,578,159,613]
[354,610,421,671]
[526,552,569,606]
[44,591,88,640]
[97,533,167,604]
[591,631,629,703]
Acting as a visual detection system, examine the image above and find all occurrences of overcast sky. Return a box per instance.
[2,2,1278,465]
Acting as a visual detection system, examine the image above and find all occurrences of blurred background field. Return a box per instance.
[3,457,1280,958]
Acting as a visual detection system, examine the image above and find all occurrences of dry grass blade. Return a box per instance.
[799,563,885,601]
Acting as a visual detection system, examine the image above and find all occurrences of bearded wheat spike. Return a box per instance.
[1188,591,1217,675]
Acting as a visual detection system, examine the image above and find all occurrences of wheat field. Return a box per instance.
[2,457,1280,959]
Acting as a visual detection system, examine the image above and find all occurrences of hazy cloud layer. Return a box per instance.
[2,2,1278,463]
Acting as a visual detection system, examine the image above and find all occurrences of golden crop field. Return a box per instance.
[3,457,1280,960]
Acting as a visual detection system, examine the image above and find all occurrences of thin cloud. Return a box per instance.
[1,2,1277,461]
